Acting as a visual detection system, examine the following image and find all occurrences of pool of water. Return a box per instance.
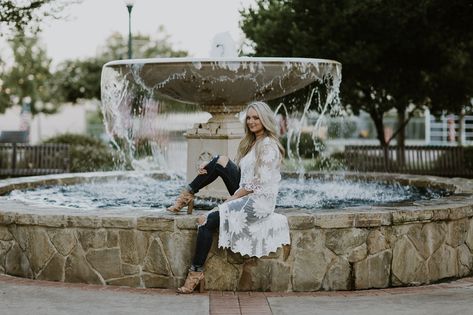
[277,178,447,210]
[4,176,447,211]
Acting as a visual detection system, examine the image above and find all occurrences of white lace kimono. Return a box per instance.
[217,137,290,257]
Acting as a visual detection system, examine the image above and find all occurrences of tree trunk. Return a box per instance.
[396,108,406,168]
[396,109,406,148]
[370,111,389,172]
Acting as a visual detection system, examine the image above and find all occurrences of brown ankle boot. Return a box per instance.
[167,190,195,214]
[176,271,205,294]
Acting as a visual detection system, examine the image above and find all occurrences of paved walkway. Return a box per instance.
[0,275,473,315]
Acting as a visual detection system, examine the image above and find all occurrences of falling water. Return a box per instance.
[100,66,208,174]
[274,62,342,178]
[100,56,342,176]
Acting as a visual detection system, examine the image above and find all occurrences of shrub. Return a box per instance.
[43,133,105,147]
[43,133,117,172]
[282,156,346,172]
[330,151,346,163]
[280,132,325,159]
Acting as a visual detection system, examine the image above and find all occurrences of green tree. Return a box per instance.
[53,28,188,103]
[98,27,188,60]
[240,0,473,151]
[0,58,9,112]
[0,0,79,35]
[51,57,104,103]
[0,32,56,114]
[421,0,473,115]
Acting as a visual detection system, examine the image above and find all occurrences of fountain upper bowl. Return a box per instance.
[102,57,341,106]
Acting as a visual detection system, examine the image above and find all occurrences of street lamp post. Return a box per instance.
[125,0,135,59]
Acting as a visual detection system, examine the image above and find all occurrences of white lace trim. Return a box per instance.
[218,240,291,258]
[216,137,290,257]
[243,182,262,193]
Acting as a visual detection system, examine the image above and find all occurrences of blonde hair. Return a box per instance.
[235,101,285,165]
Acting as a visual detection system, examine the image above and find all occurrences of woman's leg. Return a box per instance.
[191,211,220,270]
[215,156,241,196]
[188,156,240,195]
[176,211,219,293]
[168,156,239,213]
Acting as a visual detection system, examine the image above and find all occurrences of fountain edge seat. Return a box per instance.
[1,171,473,292]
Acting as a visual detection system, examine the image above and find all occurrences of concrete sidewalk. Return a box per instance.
[1,275,473,315]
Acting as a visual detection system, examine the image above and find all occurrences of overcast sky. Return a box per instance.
[18,0,256,65]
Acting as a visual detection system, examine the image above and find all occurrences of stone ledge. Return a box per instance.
[314,211,392,228]
[136,216,175,231]
[287,213,315,229]
[0,204,471,231]
[175,215,199,230]
[1,208,468,230]
[101,217,136,229]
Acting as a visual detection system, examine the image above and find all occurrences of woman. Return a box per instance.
[167,101,290,294]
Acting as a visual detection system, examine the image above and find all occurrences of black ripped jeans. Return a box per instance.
[188,156,240,270]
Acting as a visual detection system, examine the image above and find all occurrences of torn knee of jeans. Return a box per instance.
[217,155,229,168]
[197,215,207,227]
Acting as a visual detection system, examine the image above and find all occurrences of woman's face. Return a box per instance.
[246,107,264,136]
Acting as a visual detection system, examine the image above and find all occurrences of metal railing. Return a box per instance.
[344,145,472,178]
[0,143,70,177]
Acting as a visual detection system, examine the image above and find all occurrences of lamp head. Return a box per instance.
[124,0,135,11]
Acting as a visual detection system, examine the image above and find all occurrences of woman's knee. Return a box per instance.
[217,155,229,168]
[197,215,207,226]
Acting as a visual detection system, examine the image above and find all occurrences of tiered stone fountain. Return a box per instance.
[0,51,472,291]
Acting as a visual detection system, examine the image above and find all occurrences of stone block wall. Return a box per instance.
[0,206,473,291]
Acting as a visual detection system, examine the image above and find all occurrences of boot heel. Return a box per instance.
[177,271,204,294]
[187,200,194,214]
[167,190,194,214]
[199,278,205,293]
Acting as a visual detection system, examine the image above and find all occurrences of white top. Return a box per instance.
[216,137,290,257]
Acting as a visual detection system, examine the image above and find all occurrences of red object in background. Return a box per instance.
[447,116,456,142]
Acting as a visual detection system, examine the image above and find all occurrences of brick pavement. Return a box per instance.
[1,274,473,315]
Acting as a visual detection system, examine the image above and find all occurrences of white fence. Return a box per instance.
[426,110,473,145]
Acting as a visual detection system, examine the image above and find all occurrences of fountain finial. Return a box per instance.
[209,32,238,58]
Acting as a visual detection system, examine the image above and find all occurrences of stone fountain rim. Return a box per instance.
[0,171,472,231]
[103,57,342,68]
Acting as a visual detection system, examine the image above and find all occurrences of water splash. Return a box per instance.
[101,58,342,175]
[209,32,239,58]
[4,176,447,211]
[274,62,342,177]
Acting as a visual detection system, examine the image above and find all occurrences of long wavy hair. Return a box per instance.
[235,101,285,166]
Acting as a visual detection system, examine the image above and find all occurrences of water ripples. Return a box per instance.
[5,176,447,211]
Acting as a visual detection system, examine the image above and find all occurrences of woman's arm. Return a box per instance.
[226,139,280,202]
[225,187,252,202]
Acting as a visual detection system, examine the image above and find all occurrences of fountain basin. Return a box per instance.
[2,174,446,211]
[0,172,472,291]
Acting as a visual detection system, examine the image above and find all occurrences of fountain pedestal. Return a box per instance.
[185,104,245,198]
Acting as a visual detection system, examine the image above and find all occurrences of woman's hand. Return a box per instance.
[197,161,209,175]
[224,188,252,203]
[225,195,237,203]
